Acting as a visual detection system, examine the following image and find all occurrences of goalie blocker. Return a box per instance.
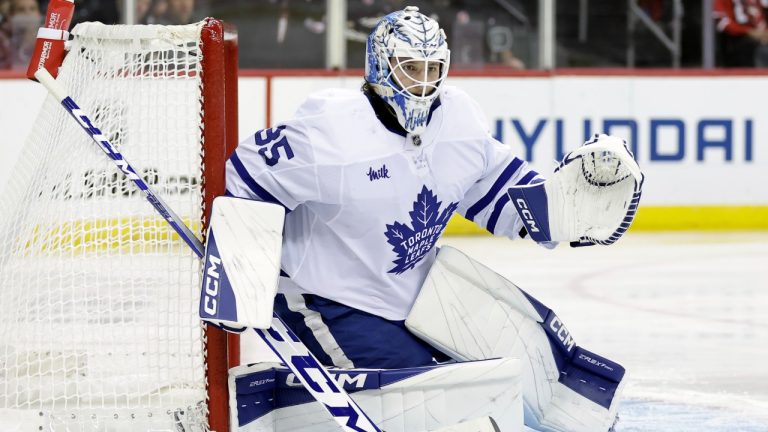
[509,133,644,247]
[200,197,285,331]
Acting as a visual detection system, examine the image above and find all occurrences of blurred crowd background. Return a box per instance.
[1,0,766,70]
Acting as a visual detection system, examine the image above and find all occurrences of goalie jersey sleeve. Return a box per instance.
[225,112,320,210]
[455,97,543,238]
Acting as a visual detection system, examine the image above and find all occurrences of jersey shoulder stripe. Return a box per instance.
[229,152,286,207]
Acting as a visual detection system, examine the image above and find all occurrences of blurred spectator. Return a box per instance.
[450,9,484,68]
[208,0,327,68]
[714,0,768,67]
[144,0,168,24]
[345,0,422,66]
[497,48,525,69]
[207,0,529,69]
[344,0,529,69]
[116,0,152,23]
[8,0,41,70]
[11,0,36,15]
[449,0,528,70]
[156,0,198,25]
[136,0,151,22]
[0,0,10,17]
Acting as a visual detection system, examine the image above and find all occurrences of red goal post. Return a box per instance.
[202,18,240,432]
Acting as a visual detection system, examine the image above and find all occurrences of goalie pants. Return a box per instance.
[274,293,450,369]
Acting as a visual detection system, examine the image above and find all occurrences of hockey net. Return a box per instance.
[0,19,236,431]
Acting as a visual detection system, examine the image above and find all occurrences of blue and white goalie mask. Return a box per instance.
[365,6,450,135]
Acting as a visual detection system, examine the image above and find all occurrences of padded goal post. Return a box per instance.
[0,19,238,431]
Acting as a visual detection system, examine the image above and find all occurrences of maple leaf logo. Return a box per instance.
[384,186,458,274]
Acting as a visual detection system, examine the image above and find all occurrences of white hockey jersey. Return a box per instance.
[225,85,541,320]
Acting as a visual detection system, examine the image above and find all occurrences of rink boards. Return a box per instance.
[2,71,767,231]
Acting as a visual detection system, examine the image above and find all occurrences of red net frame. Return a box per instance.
[200,18,239,432]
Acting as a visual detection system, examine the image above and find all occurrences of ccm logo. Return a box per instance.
[65,99,140,181]
[515,198,540,233]
[549,316,575,353]
[203,254,222,315]
[286,354,376,430]
[286,372,368,389]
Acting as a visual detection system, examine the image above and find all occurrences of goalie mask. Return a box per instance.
[365,6,450,135]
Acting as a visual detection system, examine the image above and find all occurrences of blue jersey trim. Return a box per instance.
[486,170,540,234]
[229,152,288,209]
[486,194,509,234]
[426,97,442,124]
[465,158,524,221]
[516,170,539,187]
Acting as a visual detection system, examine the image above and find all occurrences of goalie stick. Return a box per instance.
[34,68,381,432]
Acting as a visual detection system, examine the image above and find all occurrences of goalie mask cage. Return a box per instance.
[0,19,237,431]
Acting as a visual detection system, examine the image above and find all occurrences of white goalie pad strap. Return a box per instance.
[228,359,523,432]
[406,246,625,432]
[200,197,285,330]
[509,133,644,246]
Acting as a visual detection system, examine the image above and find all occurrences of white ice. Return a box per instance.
[439,232,768,432]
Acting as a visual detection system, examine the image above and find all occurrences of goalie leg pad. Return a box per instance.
[228,359,523,432]
[405,246,625,432]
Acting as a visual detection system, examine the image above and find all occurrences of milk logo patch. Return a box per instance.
[367,164,390,181]
[385,186,458,274]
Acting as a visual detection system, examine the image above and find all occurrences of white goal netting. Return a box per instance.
[0,22,212,431]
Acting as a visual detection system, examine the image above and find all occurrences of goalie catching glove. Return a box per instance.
[509,133,644,246]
